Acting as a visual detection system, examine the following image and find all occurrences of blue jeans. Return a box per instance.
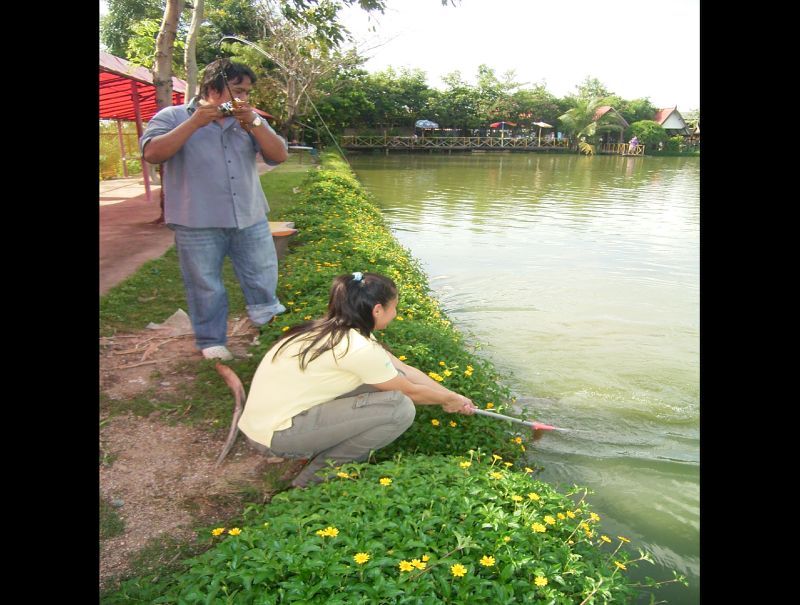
[173,220,286,349]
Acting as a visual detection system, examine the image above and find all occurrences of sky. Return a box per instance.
[100,0,699,111]
[339,0,699,111]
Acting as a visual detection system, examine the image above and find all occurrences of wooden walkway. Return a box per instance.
[340,136,572,153]
[341,136,646,156]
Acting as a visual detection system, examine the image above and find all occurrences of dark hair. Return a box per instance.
[273,272,398,369]
[199,58,257,99]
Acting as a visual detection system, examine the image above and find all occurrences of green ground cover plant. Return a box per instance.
[104,453,667,604]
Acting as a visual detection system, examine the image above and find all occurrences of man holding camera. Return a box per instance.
[141,59,288,361]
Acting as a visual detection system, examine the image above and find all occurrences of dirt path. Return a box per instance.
[99,322,298,592]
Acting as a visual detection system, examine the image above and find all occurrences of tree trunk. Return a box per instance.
[184,0,204,103]
[153,0,185,110]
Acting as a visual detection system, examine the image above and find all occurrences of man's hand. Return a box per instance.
[232,101,257,129]
[189,103,223,128]
[441,393,477,415]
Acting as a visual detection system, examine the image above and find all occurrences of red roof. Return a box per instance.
[100,51,187,121]
[653,106,677,125]
[592,105,613,121]
[100,51,275,122]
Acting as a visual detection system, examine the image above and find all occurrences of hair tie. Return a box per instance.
[352,272,363,282]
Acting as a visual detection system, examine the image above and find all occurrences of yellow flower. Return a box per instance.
[398,560,414,572]
[614,561,627,571]
[316,526,339,538]
[439,361,446,366]
[398,355,407,361]
[618,536,630,543]
[211,527,224,536]
[479,555,495,567]
[422,554,430,562]
[492,454,503,461]
[531,523,546,533]
[396,316,404,321]
[228,528,241,536]
[286,301,294,305]
[534,575,548,587]
[443,369,452,377]
[520,444,526,452]
[450,563,467,577]
[379,477,392,486]
[524,467,534,474]
[557,513,566,520]
[503,462,513,467]
[410,558,426,570]
[459,461,471,468]
[566,511,576,519]
[428,371,444,382]
[590,512,600,522]
[503,536,512,542]
[303,315,312,320]
[464,369,473,377]
[544,515,556,525]
[579,522,589,530]
[600,535,612,544]
[511,495,523,502]
[449,421,457,427]
[527,492,540,501]
[431,419,440,426]
[281,326,290,332]
[337,472,350,478]
[486,402,494,409]
[489,471,503,479]
[354,552,370,564]
[513,437,522,444]
[466,365,474,371]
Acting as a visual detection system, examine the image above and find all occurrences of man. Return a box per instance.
[141,59,289,361]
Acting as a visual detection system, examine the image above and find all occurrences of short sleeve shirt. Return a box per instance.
[238,329,399,447]
[140,100,287,228]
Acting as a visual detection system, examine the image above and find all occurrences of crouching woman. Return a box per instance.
[237,271,476,488]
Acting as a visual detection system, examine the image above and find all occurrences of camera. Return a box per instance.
[218,101,236,117]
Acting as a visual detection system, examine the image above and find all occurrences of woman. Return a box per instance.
[238,272,476,488]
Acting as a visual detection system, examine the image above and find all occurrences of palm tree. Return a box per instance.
[558,97,607,152]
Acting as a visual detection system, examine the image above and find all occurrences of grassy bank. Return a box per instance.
[101,154,680,602]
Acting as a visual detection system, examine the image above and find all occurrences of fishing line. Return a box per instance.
[218,35,350,165]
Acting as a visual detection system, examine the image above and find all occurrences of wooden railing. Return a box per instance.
[599,143,646,156]
[339,136,571,150]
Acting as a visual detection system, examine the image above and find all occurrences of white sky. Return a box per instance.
[340,0,699,111]
[100,0,699,111]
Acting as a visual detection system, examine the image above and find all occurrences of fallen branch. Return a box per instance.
[214,362,247,467]
[118,360,160,369]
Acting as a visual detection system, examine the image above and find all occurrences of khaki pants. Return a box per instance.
[266,381,415,487]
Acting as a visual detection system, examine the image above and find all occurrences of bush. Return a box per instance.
[626,120,667,149]
[104,454,653,604]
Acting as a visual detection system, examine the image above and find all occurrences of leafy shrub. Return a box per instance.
[104,453,657,604]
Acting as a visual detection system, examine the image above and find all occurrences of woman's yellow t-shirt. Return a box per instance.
[238,329,398,447]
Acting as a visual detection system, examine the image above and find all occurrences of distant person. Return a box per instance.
[141,58,289,361]
[238,272,478,488]
[628,135,639,154]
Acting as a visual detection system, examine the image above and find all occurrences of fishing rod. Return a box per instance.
[473,408,571,433]
[218,35,350,165]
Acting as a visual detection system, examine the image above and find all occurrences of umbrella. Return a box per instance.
[532,121,553,146]
[415,119,439,129]
[489,121,517,129]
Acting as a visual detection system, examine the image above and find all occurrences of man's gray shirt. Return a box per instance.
[140,102,287,229]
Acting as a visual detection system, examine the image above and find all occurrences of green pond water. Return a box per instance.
[348,152,700,603]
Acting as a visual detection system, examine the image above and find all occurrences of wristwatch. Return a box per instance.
[251,114,263,128]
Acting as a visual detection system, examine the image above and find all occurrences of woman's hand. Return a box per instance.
[441,393,477,415]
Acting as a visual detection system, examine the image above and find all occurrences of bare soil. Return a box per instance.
[99,319,300,592]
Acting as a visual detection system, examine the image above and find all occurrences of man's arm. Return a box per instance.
[142,104,220,164]
[236,108,289,164]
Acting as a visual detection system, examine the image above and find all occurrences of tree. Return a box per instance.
[184,0,205,100]
[627,120,668,149]
[557,96,607,146]
[101,0,164,57]
[617,97,658,125]
[154,0,186,110]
